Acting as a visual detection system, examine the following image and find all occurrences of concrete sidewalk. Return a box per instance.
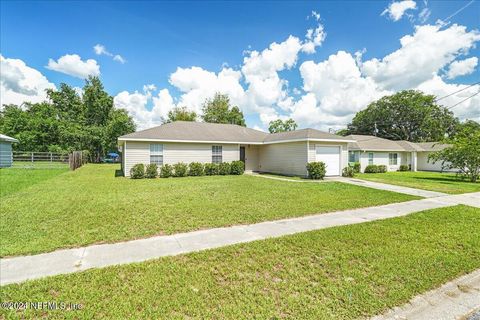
[372,269,480,320]
[333,177,448,198]
[3,192,479,286]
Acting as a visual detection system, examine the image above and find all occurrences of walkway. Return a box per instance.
[332,177,448,198]
[2,192,479,286]
[372,269,480,320]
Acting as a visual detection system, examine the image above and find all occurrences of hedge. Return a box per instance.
[306,162,326,180]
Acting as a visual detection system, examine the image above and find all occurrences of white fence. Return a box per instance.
[12,151,69,168]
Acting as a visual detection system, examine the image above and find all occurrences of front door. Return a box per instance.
[240,146,246,164]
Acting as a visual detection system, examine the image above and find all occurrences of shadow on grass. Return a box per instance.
[114,169,124,177]
[411,176,476,184]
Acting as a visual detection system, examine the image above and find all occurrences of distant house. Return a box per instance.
[118,121,354,177]
[0,134,19,168]
[345,135,452,172]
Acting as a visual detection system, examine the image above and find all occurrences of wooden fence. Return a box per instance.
[69,151,86,171]
[13,151,87,170]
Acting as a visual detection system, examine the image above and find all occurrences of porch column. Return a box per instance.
[411,151,417,172]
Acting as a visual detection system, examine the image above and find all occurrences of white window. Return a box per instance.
[368,153,374,165]
[212,145,222,164]
[389,153,398,165]
[150,144,163,165]
[348,151,359,163]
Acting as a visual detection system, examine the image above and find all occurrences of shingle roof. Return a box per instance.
[263,128,354,142]
[345,135,448,152]
[120,121,268,143]
[0,134,18,143]
[119,121,352,144]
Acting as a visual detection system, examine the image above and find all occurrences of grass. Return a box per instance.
[0,164,418,257]
[0,167,69,198]
[2,205,479,319]
[357,171,480,194]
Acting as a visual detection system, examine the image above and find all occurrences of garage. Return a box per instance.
[315,145,341,176]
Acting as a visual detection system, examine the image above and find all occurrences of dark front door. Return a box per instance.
[240,146,246,164]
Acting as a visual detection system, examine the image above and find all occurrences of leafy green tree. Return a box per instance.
[0,76,135,162]
[164,106,197,123]
[346,90,459,142]
[429,120,480,182]
[268,118,298,133]
[201,93,246,126]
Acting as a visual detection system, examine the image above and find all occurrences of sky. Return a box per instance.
[1,0,479,131]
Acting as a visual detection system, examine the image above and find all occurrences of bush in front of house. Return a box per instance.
[352,162,361,173]
[378,165,387,173]
[188,162,204,176]
[173,162,188,177]
[306,162,326,180]
[230,160,245,175]
[399,164,410,171]
[364,164,378,173]
[204,163,219,175]
[130,163,145,179]
[160,164,173,178]
[342,166,355,177]
[145,163,158,178]
[218,162,231,175]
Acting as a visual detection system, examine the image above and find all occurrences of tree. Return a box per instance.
[429,120,480,182]
[0,77,135,162]
[346,90,459,142]
[268,118,298,133]
[164,106,197,123]
[201,93,246,126]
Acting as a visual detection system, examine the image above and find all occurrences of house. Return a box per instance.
[345,135,451,173]
[0,134,19,168]
[118,121,355,177]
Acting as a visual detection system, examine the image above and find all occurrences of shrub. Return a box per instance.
[342,166,355,177]
[230,161,245,175]
[160,164,173,178]
[378,165,387,173]
[218,162,231,175]
[130,163,145,179]
[189,162,204,176]
[173,162,188,177]
[145,163,158,178]
[204,163,219,175]
[364,165,378,173]
[399,164,410,171]
[306,162,326,180]
[352,162,361,173]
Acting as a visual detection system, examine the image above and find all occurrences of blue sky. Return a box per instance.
[1,0,479,130]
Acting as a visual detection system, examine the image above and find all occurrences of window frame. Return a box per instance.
[368,152,374,165]
[150,143,163,166]
[212,145,223,164]
[389,153,398,165]
[348,151,359,163]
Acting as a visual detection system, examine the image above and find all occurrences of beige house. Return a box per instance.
[118,121,354,177]
[345,135,451,172]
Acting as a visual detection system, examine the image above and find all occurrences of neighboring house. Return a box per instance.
[0,134,18,168]
[345,135,452,173]
[118,121,354,177]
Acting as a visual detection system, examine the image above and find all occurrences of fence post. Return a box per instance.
[50,152,53,162]
[31,152,34,163]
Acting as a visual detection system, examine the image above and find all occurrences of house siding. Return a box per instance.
[258,141,308,176]
[0,141,13,168]
[358,151,408,172]
[124,141,239,176]
[244,145,260,172]
[417,151,455,172]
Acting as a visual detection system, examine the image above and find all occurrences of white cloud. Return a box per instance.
[113,55,126,64]
[418,7,431,23]
[94,44,126,64]
[361,24,480,90]
[446,57,478,79]
[382,0,417,21]
[1,55,55,107]
[46,54,100,79]
[417,75,480,121]
[309,10,321,21]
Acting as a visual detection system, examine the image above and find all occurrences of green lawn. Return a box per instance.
[0,167,69,198]
[357,171,480,194]
[2,205,478,319]
[0,164,418,257]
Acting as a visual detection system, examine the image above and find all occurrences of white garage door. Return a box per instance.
[315,146,341,176]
